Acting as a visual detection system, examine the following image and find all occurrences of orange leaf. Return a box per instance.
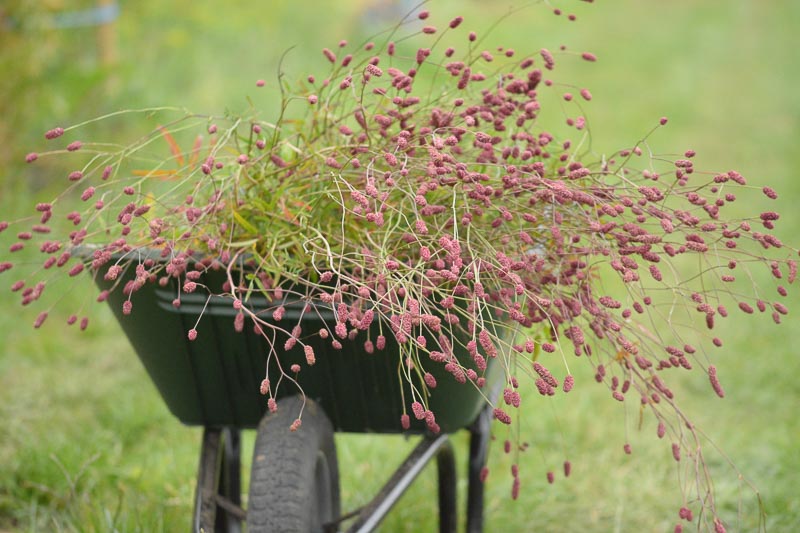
[157,125,185,167]
[132,169,179,180]
[188,135,203,168]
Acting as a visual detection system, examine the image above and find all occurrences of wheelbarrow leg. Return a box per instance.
[193,427,245,533]
[466,406,492,533]
[220,428,242,532]
[436,439,457,533]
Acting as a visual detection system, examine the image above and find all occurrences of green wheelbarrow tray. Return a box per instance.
[89,251,503,434]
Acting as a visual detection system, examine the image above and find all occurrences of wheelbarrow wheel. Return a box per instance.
[247,395,340,533]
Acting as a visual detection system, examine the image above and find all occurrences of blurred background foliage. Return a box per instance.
[1,0,798,531]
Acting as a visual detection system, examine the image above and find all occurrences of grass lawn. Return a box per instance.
[1,1,798,531]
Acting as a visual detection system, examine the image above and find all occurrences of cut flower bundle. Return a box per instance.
[3,4,795,530]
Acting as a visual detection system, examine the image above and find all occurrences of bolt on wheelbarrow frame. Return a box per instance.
[84,249,503,531]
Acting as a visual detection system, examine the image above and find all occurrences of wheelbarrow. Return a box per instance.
[89,251,502,532]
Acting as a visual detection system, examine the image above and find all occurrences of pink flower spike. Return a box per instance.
[581,52,597,62]
[34,311,48,329]
[762,186,778,199]
[308,94,318,104]
[708,365,725,398]
[304,345,316,365]
[493,408,512,425]
[26,153,38,163]
[256,79,265,87]
[45,127,64,139]
[188,328,198,341]
[66,141,82,151]
[68,263,84,276]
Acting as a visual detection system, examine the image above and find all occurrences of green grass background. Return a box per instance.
[1,0,798,531]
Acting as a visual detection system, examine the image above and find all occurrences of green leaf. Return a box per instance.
[231,209,258,235]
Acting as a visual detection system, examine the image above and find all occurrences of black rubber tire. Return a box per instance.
[246,395,340,533]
